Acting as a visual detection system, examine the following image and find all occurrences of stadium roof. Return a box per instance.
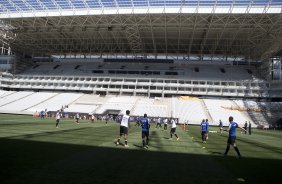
[0,0,282,61]
[2,0,281,12]
[0,0,282,18]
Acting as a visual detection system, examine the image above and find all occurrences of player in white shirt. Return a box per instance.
[116,110,131,147]
[75,113,80,124]
[163,118,168,130]
[170,118,180,140]
[91,114,95,123]
[55,110,61,128]
[155,117,162,129]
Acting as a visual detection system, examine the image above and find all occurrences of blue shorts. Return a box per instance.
[142,130,149,138]
[227,136,236,145]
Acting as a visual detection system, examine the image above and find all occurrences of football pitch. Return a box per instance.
[0,114,281,184]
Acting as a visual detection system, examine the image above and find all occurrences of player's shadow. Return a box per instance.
[133,144,143,149]
[210,151,223,155]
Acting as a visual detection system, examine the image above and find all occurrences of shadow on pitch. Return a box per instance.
[0,138,281,184]
[210,151,223,155]
[133,144,143,149]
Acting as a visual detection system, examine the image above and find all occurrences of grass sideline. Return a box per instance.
[0,114,281,184]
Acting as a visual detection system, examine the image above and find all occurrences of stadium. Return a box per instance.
[0,1,282,184]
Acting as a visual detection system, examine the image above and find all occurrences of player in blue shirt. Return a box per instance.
[135,116,140,127]
[224,116,246,158]
[140,113,150,149]
[200,119,209,143]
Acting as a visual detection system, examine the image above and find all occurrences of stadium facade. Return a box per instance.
[0,0,281,96]
[0,0,282,126]
[0,1,281,125]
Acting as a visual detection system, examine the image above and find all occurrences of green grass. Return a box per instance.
[0,114,281,184]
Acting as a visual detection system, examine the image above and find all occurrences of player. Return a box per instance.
[184,119,189,131]
[163,118,168,130]
[55,110,60,128]
[200,119,209,143]
[105,114,109,125]
[170,118,180,140]
[75,113,80,124]
[248,121,252,135]
[155,117,162,129]
[224,116,246,158]
[140,113,150,149]
[205,119,209,139]
[219,120,223,133]
[244,121,248,134]
[116,110,131,147]
[91,114,95,123]
[135,116,140,127]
